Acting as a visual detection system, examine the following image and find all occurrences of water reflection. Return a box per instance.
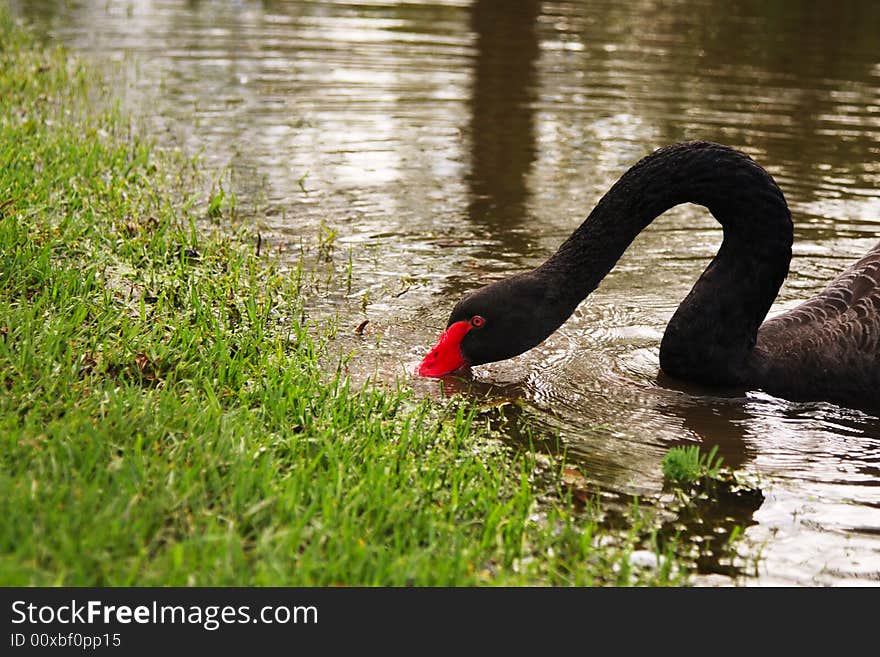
[466,0,541,264]
[12,0,880,585]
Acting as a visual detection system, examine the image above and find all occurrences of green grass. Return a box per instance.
[662,445,724,487]
[0,11,691,586]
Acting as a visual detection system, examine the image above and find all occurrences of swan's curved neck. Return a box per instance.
[542,141,793,386]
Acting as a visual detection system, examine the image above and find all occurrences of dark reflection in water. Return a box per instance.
[12,0,880,585]
[467,0,540,263]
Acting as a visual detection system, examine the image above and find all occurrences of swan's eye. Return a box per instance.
[470,315,486,329]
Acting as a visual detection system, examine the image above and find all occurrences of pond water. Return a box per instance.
[12,0,880,585]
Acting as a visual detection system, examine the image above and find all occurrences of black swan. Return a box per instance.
[418,141,880,412]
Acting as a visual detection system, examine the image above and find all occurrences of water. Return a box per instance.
[12,0,880,586]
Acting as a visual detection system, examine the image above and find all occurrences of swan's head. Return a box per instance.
[418,273,570,377]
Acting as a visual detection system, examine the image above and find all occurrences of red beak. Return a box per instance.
[417,321,472,377]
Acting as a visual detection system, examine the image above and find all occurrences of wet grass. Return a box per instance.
[0,11,703,586]
[659,445,763,578]
[662,445,724,486]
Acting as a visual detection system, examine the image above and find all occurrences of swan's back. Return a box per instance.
[755,240,880,409]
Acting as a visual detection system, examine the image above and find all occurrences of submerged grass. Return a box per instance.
[0,12,690,586]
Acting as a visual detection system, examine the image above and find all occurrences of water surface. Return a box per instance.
[13,0,880,585]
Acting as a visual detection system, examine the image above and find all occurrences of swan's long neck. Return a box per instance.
[541,141,793,386]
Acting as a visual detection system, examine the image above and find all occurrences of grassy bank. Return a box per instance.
[0,12,690,586]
